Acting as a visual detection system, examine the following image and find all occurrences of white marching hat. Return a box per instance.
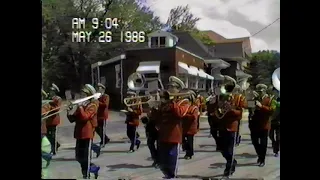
[168,76,185,89]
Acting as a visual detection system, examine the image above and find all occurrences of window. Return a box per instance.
[159,37,166,47]
[150,36,166,48]
[100,76,106,87]
[115,64,121,88]
[198,79,206,90]
[178,74,188,88]
[151,37,158,48]
[188,77,197,89]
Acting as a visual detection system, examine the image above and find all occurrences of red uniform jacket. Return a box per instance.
[46,96,62,126]
[155,99,190,144]
[220,94,246,132]
[182,105,199,135]
[72,101,98,139]
[251,96,275,130]
[97,94,109,122]
[195,96,205,113]
[41,104,51,135]
[126,103,142,127]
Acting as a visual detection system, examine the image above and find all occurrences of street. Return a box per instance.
[48,112,280,180]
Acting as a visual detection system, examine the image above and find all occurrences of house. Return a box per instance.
[91,30,230,110]
[202,30,252,89]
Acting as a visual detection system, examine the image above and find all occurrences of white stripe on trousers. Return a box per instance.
[87,139,92,177]
[174,144,180,176]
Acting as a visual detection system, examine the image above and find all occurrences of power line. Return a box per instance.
[251,18,280,37]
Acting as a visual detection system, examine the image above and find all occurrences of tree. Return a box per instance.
[166,5,215,46]
[42,0,162,93]
[246,50,280,87]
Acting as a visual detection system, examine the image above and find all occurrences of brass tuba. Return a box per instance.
[214,75,236,119]
[272,67,280,93]
[127,72,146,91]
[215,93,233,119]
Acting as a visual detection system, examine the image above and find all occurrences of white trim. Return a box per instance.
[176,46,204,60]
[87,139,92,178]
[198,69,214,80]
[236,70,252,78]
[205,59,230,69]
[178,62,198,76]
[136,61,160,74]
[147,30,179,41]
[174,144,180,176]
[91,54,126,68]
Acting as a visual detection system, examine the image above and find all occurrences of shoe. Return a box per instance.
[96,148,101,158]
[274,153,279,157]
[152,162,159,168]
[136,140,141,150]
[223,169,231,177]
[56,143,61,151]
[259,161,265,167]
[230,160,237,174]
[184,155,191,160]
[257,158,261,164]
[128,150,135,153]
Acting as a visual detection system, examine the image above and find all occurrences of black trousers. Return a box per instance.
[147,137,158,162]
[182,134,194,157]
[219,130,237,171]
[46,126,60,154]
[127,125,140,150]
[208,116,222,150]
[250,130,269,162]
[269,124,280,154]
[197,115,200,130]
[96,121,110,145]
[75,139,92,177]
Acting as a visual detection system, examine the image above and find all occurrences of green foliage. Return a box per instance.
[166,5,215,46]
[246,50,280,87]
[42,0,163,92]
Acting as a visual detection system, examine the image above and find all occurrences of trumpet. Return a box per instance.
[41,93,102,120]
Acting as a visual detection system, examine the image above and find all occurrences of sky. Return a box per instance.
[143,0,280,52]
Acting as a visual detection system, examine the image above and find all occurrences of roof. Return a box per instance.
[202,30,250,43]
[171,31,215,59]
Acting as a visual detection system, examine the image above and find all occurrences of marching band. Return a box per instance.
[41,68,280,179]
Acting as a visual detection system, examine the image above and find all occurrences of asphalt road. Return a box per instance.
[48,120,280,179]
[57,110,128,146]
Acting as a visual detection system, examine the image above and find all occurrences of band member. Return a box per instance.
[206,87,222,151]
[141,106,159,167]
[125,91,142,153]
[67,84,100,179]
[194,91,205,130]
[42,90,52,179]
[269,89,280,157]
[182,90,199,160]
[46,83,62,155]
[215,76,246,177]
[96,83,110,147]
[233,84,243,146]
[250,84,276,167]
[156,76,189,179]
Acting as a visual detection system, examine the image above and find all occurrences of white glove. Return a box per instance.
[255,101,262,108]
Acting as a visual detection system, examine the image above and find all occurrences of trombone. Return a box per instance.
[123,94,159,107]
[41,93,102,120]
[123,92,192,107]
